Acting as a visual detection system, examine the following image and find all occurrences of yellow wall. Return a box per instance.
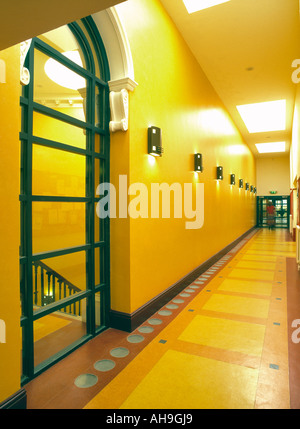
[290,84,300,228]
[0,45,21,403]
[256,156,290,196]
[112,0,256,314]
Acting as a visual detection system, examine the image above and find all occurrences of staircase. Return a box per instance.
[32,260,82,316]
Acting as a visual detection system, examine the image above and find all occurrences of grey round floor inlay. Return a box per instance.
[190,285,199,289]
[166,304,178,309]
[110,347,129,358]
[148,318,163,325]
[127,334,145,343]
[180,293,190,297]
[185,288,195,293]
[173,299,184,304]
[138,326,154,334]
[158,310,172,316]
[94,359,116,372]
[74,373,98,388]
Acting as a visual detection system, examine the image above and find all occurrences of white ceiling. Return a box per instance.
[160,0,300,158]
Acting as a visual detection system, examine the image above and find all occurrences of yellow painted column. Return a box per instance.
[0,45,22,403]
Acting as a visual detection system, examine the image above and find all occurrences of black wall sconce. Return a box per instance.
[230,174,235,185]
[245,182,249,190]
[148,126,163,156]
[239,179,243,188]
[254,187,257,194]
[216,166,223,180]
[194,153,203,172]
[250,185,253,192]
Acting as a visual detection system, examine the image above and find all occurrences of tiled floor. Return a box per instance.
[25,228,300,409]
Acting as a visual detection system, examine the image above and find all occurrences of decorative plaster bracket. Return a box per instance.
[109,88,129,132]
[20,39,32,85]
[108,77,137,133]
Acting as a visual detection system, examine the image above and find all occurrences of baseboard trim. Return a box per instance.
[0,388,27,409]
[109,226,258,332]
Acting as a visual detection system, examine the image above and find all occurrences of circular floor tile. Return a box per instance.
[74,373,98,388]
[138,326,154,334]
[166,303,179,309]
[173,299,184,304]
[127,334,145,343]
[158,310,172,316]
[148,318,163,325]
[190,285,199,289]
[94,359,116,372]
[185,288,195,293]
[180,293,190,297]
[110,347,129,358]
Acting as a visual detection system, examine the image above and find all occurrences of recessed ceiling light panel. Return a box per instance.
[236,100,286,133]
[183,0,230,13]
[255,142,286,153]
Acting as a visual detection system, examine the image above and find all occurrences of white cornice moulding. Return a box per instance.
[108,76,138,92]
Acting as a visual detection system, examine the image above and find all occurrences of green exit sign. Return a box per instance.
[269,191,277,194]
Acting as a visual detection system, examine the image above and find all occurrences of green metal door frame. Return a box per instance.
[256,195,290,229]
[20,18,111,384]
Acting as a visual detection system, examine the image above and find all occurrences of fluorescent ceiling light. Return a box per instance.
[44,51,85,90]
[236,100,286,133]
[183,0,230,13]
[255,142,286,153]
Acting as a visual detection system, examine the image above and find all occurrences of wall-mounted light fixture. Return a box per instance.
[239,179,243,188]
[216,166,223,180]
[254,187,257,194]
[148,126,163,157]
[230,174,235,185]
[245,182,249,190]
[194,153,203,172]
[250,185,253,192]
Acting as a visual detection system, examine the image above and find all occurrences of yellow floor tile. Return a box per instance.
[228,268,274,282]
[241,254,277,262]
[235,261,276,270]
[178,315,266,356]
[218,278,272,296]
[245,250,295,258]
[202,293,270,319]
[119,350,259,409]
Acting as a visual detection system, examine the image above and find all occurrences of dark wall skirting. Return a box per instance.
[0,388,27,409]
[109,226,258,332]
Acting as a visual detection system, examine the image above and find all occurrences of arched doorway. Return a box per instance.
[20,17,111,383]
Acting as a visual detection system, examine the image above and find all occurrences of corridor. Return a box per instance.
[25,227,300,409]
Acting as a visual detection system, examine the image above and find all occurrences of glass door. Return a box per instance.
[20,19,110,383]
[257,196,290,229]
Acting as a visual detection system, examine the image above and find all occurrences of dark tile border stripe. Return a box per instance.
[0,388,27,409]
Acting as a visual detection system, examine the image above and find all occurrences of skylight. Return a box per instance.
[183,0,231,14]
[236,100,286,133]
[255,142,286,153]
